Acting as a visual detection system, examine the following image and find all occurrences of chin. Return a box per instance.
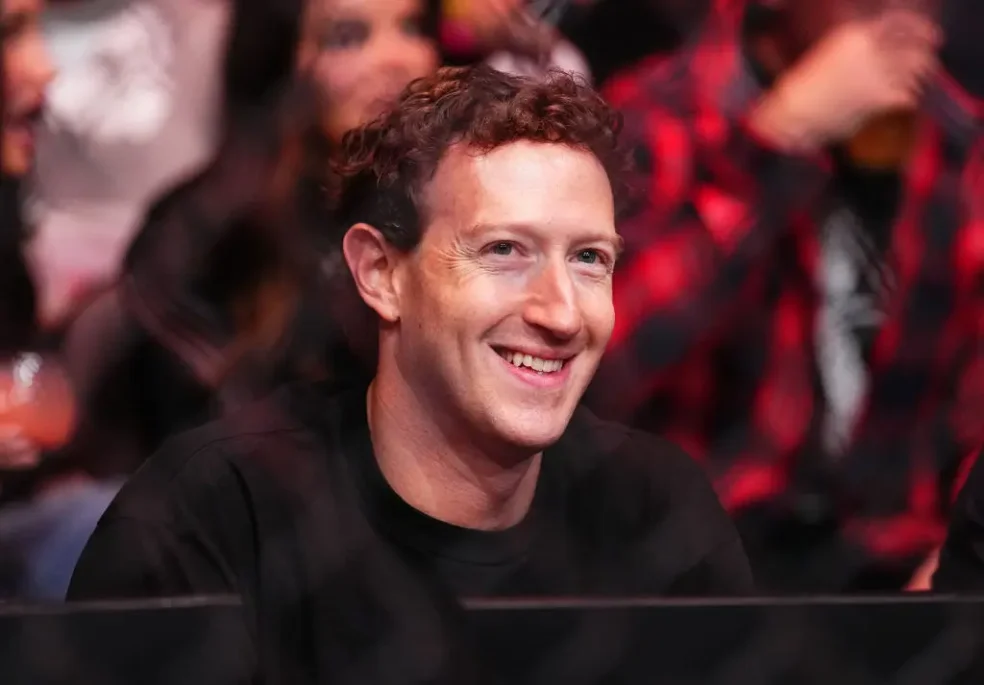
[489,407,574,454]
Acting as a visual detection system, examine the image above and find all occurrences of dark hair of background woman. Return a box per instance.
[0,29,39,357]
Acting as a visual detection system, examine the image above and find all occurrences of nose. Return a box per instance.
[522,259,583,341]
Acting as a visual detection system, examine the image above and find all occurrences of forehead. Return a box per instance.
[423,141,616,240]
[310,0,423,19]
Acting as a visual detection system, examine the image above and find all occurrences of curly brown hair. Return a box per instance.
[332,64,626,251]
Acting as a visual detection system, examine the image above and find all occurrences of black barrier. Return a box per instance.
[2,595,984,684]
[0,596,252,685]
[464,595,984,685]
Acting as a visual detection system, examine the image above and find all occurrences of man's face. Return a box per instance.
[390,141,618,455]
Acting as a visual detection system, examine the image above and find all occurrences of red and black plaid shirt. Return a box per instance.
[587,0,984,562]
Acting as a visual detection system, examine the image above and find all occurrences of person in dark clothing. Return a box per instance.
[0,0,52,373]
[561,0,711,87]
[587,0,984,592]
[934,447,984,591]
[901,0,984,593]
[0,0,125,601]
[68,65,752,684]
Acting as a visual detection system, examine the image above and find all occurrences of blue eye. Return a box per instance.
[489,242,514,256]
[577,249,600,264]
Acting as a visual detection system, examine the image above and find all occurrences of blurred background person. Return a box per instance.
[24,0,230,330]
[52,0,444,493]
[934,445,984,590]
[444,0,711,86]
[442,0,591,80]
[298,0,440,143]
[0,0,122,601]
[560,0,710,86]
[586,0,984,593]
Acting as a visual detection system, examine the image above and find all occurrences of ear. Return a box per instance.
[342,223,402,323]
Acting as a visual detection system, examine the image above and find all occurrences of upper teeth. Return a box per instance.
[501,351,564,373]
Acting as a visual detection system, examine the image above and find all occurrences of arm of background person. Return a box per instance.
[933,446,984,591]
[584,79,827,421]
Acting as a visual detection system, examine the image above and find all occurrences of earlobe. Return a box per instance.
[342,223,401,323]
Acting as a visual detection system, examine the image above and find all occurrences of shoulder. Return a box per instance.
[70,382,356,601]
[552,406,751,593]
[102,382,343,527]
[554,406,731,543]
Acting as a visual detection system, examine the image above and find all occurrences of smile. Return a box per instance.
[495,348,566,374]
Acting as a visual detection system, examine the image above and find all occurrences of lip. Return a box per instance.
[492,346,573,389]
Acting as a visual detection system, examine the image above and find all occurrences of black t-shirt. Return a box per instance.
[68,382,751,684]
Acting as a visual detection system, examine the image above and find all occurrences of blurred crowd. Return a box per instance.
[1,0,982,602]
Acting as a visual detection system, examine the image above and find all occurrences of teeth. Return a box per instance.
[502,350,564,373]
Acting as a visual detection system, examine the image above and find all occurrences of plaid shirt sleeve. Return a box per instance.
[586,62,827,422]
[933,445,984,591]
[839,76,984,560]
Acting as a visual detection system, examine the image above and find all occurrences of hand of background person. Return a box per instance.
[0,425,42,471]
[905,547,940,591]
[0,355,77,467]
[750,9,941,152]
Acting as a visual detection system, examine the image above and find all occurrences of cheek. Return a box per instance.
[405,43,439,79]
[581,283,616,345]
[312,58,366,137]
[415,265,514,333]
[312,55,363,108]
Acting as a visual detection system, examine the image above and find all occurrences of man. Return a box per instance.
[587,0,984,592]
[68,65,751,683]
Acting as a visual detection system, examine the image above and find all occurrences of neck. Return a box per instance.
[367,365,541,531]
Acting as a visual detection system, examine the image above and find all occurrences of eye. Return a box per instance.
[488,242,515,257]
[401,14,427,37]
[576,249,599,264]
[319,20,369,50]
[575,248,612,267]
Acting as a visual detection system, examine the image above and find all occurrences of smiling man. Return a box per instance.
[68,65,750,683]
